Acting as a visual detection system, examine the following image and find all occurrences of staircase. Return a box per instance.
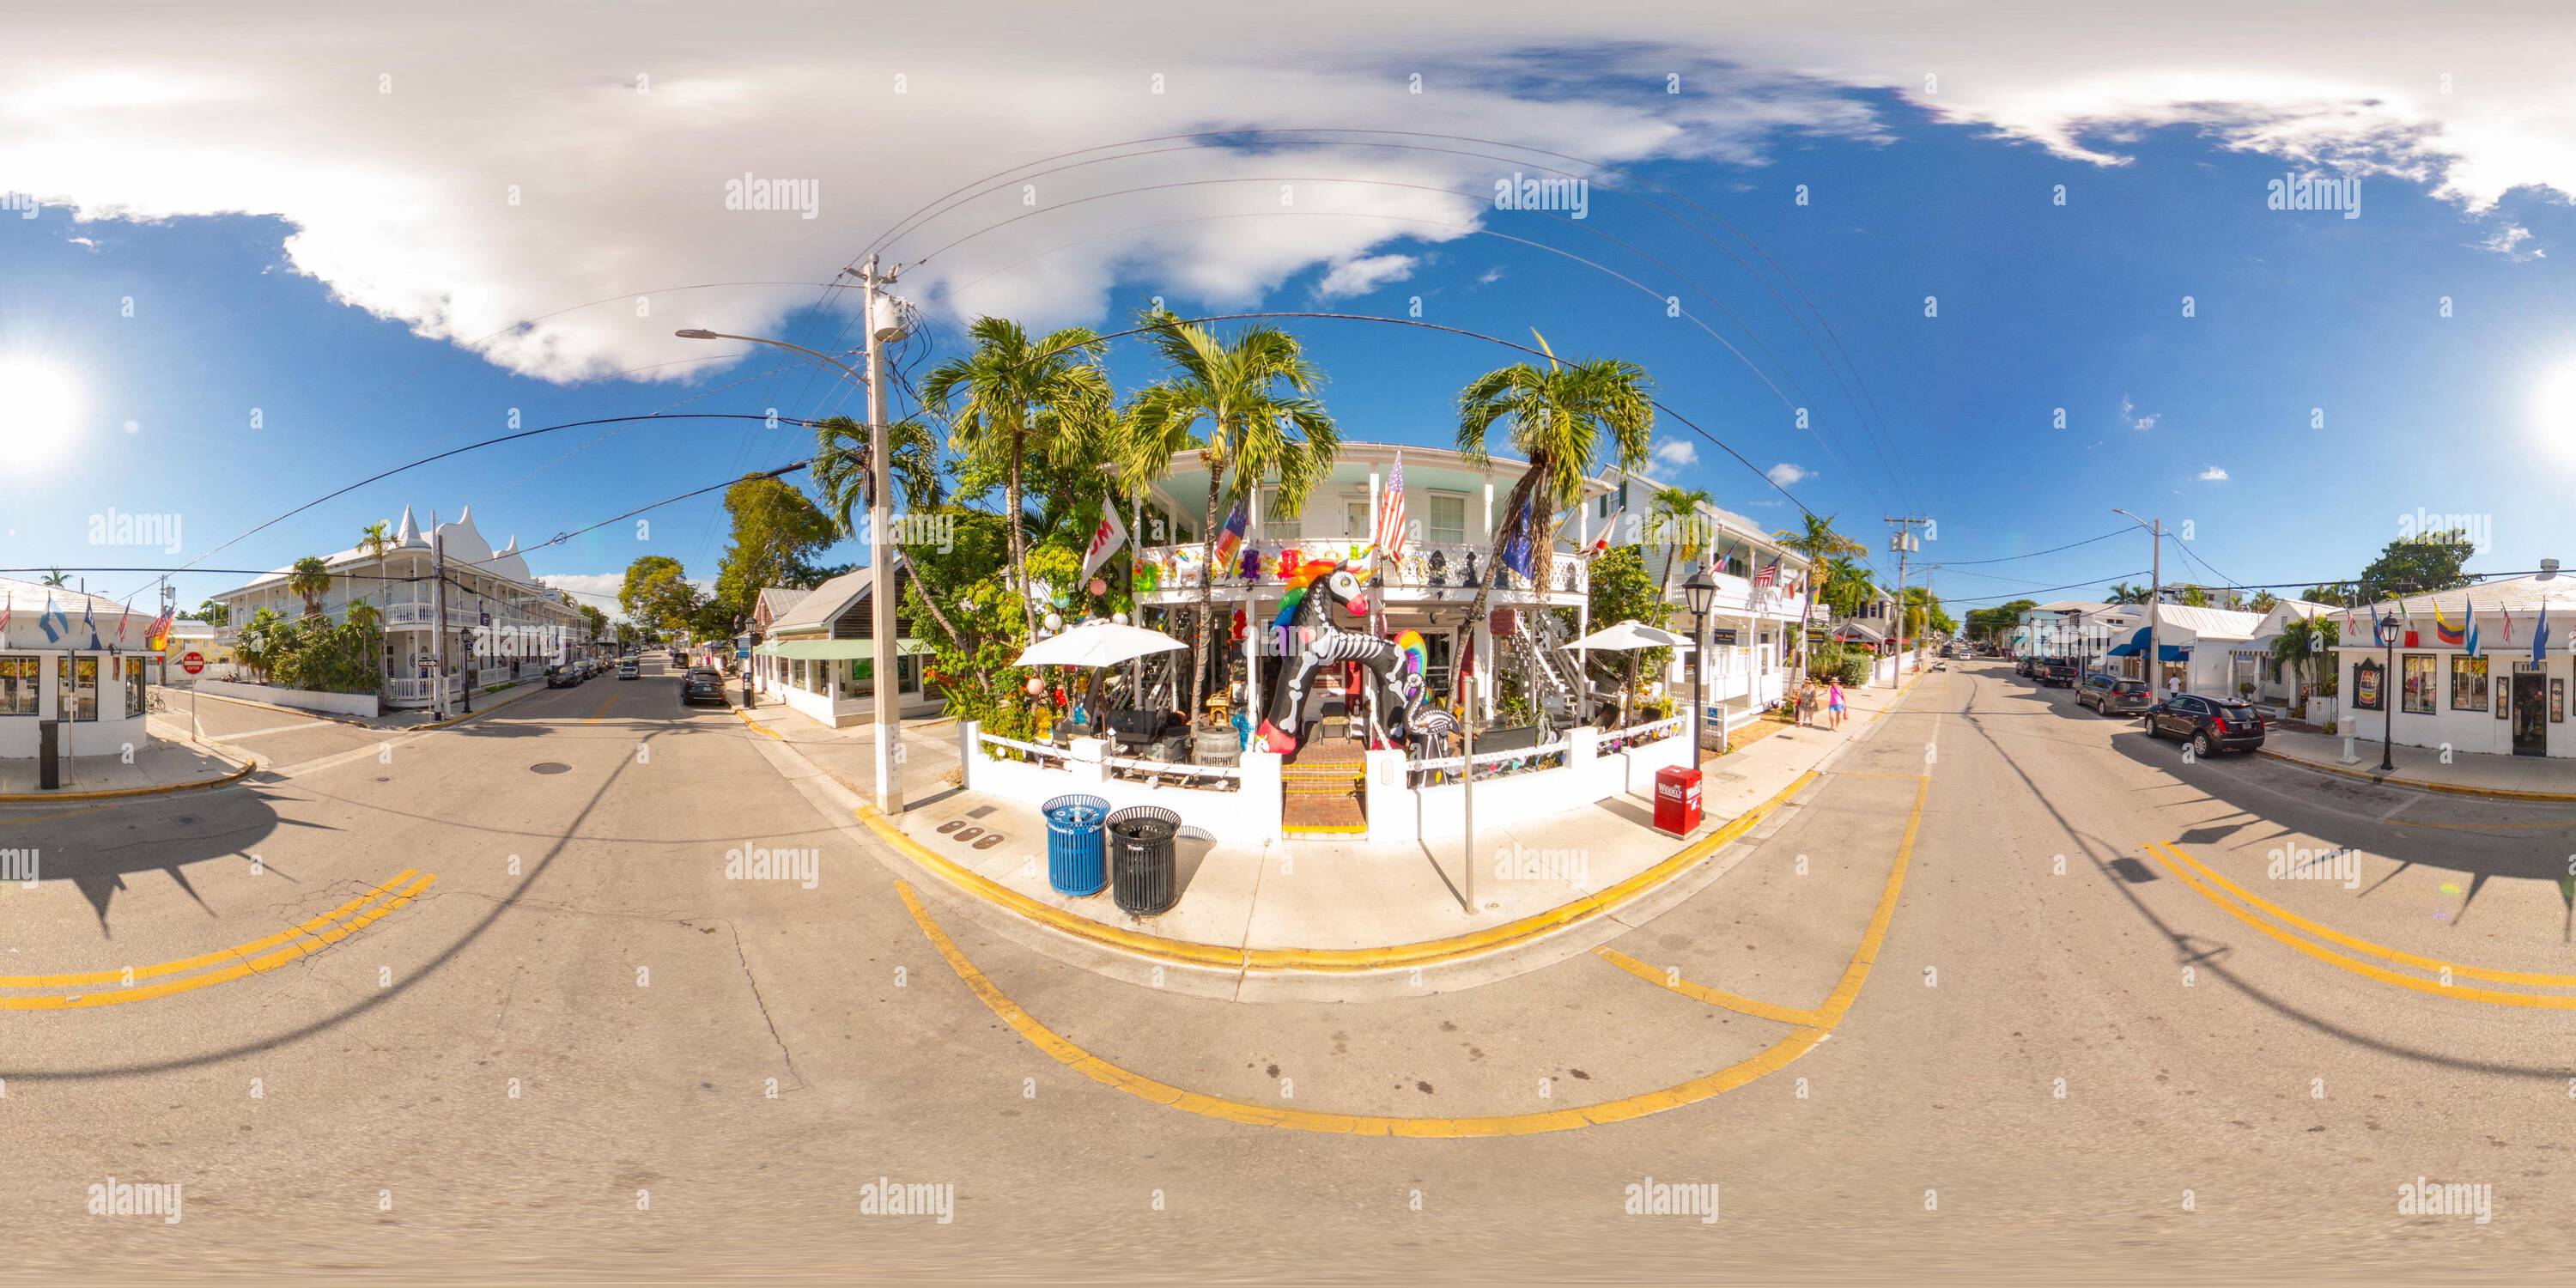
[1508,612,1582,723]
[1280,707,1369,835]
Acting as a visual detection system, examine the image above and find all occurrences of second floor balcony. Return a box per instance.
[1133,538,1587,608]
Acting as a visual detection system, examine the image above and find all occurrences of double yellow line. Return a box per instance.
[0,869,437,1010]
[2142,841,2576,1008]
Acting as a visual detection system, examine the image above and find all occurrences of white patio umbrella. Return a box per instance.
[1567,619,1693,727]
[1012,621,1186,668]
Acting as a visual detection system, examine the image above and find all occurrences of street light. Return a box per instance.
[2379,608,2403,772]
[677,290,907,811]
[1684,566,1718,767]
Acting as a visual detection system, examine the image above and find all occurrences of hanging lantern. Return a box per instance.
[1112,611,1130,625]
[1087,576,1108,598]
[1043,611,1064,632]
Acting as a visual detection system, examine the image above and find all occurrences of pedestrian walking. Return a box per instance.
[1826,679,1846,730]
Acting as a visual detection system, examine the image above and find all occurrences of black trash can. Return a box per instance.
[1106,805,1182,916]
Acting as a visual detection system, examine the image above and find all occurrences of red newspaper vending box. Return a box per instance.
[1653,765,1703,836]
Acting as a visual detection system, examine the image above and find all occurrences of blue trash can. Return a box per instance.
[1042,793,1111,896]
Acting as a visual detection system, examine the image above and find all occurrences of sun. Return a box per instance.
[2537,358,2576,456]
[0,355,86,470]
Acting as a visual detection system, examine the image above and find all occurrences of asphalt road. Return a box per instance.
[5,658,2574,1282]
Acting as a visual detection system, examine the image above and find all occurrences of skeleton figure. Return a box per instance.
[1253,555,1455,756]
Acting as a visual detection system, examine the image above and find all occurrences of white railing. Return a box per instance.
[1133,540,1586,598]
[1102,752,1242,787]
[1410,737,1572,778]
[384,675,466,708]
[976,732,1071,768]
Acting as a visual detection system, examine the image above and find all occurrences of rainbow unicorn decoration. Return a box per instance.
[1254,552,1459,756]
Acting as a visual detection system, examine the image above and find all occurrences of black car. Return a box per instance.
[2036,659,2079,687]
[2146,693,2265,755]
[681,667,729,707]
[2016,657,2038,677]
[545,664,580,689]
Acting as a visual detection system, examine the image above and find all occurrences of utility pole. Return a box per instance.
[861,254,905,813]
[432,513,448,721]
[2113,509,2165,693]
[1884,517,1929,686]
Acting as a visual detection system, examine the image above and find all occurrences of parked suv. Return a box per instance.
[2037,659,2079,687]
[2076,672,2154,714]
[2146,693,2266,755]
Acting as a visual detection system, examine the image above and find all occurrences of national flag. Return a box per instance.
[81,598,100,649]
[0,591,11,639]
[2463,598,2481,658]
[2500,602,2515,646]
[39,593,64,644]
[1500,497,1535,579]
[1376,452,1409,562]
[2433,598,2464,647]
[1080,497,1127,580]
[145,608,175,652]
[1753,558,1780,588]
[1586,503,1628,557]
[2533,601,2550,667]
[1211,501,1249,572]
[117,599,135,647]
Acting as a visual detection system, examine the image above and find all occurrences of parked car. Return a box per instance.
[2076,672,2155,714]
[617,658,640,680]
[681,667,728,707]
[2146,693,2266,755]
[2037,659,2079,687]
[2016,657,2038,677]
[546,664,579,689]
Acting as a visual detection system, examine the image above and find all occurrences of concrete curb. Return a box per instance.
[0,756,258,803]
[2255,747,2576,803]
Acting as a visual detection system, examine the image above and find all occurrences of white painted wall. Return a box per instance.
[195,678,380,718]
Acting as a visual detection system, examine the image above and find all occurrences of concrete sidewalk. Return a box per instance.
[847,667,1933,999]
[0,714,255,799]
[2261,725,2576,800]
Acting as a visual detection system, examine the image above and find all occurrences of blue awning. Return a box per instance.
[2105,627,2190,661]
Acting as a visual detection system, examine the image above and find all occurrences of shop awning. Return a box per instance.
[2106,627,2190,662]
[755,637,934,659]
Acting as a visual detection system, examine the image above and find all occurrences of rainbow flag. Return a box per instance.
[1211,501,1249,572]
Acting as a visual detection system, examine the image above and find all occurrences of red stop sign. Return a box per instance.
[179,651,206,675]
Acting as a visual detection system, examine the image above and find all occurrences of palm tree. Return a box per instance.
[810,414,961,647]
[2271,613,2340,706]
[39,568,68,588]
[920,317,1115,635]
[235,607,282,681]
[1821,556,1875,618]
[1650,486,1712,596]
[1123,309,1340,714]
[2178,584,2210,608]
[1454,335,1656,668]
[2106,581,2152,605]
[2300,584,2350,606]
[289,556,333,620]
[2248,590,2280,613]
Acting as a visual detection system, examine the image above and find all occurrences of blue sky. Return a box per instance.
[4,16,2573,620]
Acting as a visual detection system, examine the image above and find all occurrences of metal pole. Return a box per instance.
[1693,605,1708,772]
[2380,603,2397,772]
[863,254,904,813]
[432,516,448,721]
[1461,677,1475,916]
[2148,518,2163,697]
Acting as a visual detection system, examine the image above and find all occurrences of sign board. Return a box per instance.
[1708,628,1741,647]
[735,647,751,660]
[2354,658,2385,711]
[179,651,206,675]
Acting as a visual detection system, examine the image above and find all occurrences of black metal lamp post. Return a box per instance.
[2379,609,2402,772]
[1684,566,1718,769]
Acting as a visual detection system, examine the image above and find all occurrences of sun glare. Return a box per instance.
[0,355,85,470]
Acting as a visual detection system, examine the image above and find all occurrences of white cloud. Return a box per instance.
[9,3,2576,388]
[1314,252,1417,298]
[2134,414,2160,431]
[2118,394,2160,431]
[1475,265,1506,285]
[2472,223,2546,260]
[1765,461,1812,487]
[2197,465,2230,481]
[1651,439,1699,470]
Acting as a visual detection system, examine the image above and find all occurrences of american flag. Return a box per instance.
[1753,558,1780,588]
[1376,451,1408,562]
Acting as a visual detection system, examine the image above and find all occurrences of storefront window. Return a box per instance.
[2450,654,2489,712]
[125,658,148,718]
[65,657,99,721]
[2401,653,2436,715]
[0,657,36,716]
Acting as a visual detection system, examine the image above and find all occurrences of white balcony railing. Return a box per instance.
[1134,540,1585,599]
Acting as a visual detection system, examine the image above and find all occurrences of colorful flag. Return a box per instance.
[1753,558,1780,588]
[146,608,175,652]
[117,599,135,647]
[2433,598,2464,647]
[1500,497,1535,579]
[39,593,64,644]
[2501,602,2515,646]
[81,598,100,649]
[2534,602,2550,667]
[1376,452,1409,562]
[1586,503,1627,557]
[2463,598,2481,658]
[1080,496,1127,580]
[1211,501,1249,572]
